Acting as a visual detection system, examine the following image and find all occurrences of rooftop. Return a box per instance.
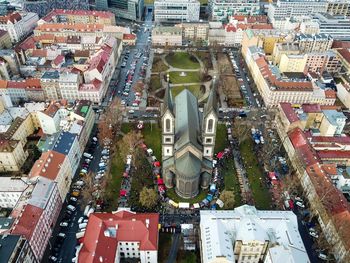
[78,210,159,263]
[0,235,22,263]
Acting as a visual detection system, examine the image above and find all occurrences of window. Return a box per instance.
[166,149,170,154]
[165,119,171,132]
[207,119,213,132]
[165,137,171,143]
[205,138,212,143]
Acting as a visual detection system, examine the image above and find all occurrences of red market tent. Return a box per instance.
[153,161,161,167]
[268,172,277,180]
[141,143,147,149]
[217,152,224,159]
[123,172,129,178]
[119,190,127,196]
[157,178,164,185]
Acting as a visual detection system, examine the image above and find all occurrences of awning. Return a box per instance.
[123,172,128,178]
[206,194,213,202]
[178,202,190,209]
[153,161,161,167]
[157,178,164,185]
[210,184,216,192]
[268,172,277,180]
[193,203,200,209]
[119,190,127,196]
[216,199,224,208]
[217,152,224,159]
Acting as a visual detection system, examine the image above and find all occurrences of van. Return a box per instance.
[83,152,93,159]
[98,163,106,168]
[87,208,95,217]
[79,223,87,229]
[83,205,91,216]
[67,205,76,212]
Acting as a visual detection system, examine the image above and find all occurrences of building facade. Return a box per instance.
[96,0,144,21]
[161,82,218,198]
[152,27,183,46]
[0,234,37,263]
[208,0,260,21]
[313,13,350,41]
[154,0,200,24]
[0,177,29,208]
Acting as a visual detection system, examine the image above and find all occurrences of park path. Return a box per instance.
[166,233,181,263]
[161,54,202,73]
[209,50,228,108]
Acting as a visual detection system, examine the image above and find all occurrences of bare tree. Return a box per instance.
[220,190,235,209]
[118,130,144,166]
[79,171,95,207]
[139,187,158,209]
[133,80,144,93]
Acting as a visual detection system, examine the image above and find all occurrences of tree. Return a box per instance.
[79,171,96,207]
[118,131,144,168]
[220,190,235,209]
[133,80,144,93]
[139,187,158,208]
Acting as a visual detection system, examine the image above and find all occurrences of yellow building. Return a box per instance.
[278,54,307,73]
[4,116,35,146]
[272,42,300,65]
[0,139,28,172]
[0,30,11,49]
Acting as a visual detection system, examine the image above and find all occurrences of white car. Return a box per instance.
[70,197,77,202]
[121,100,126,105]
[128,110,135,114]
[60,222,68,227]
[309,230,319,238]
[78,217,84,224]
[295,201,305,208]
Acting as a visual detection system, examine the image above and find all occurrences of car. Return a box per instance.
[72,191,80,197]
[318,253,328,260]
[58,233,66,239]
[67,205,76,212]
[49,256,58,262]
[128,110,135,114]
[295,201,305,208]
[60,222,69,227]
[309,230,319,238]
[78,217,84,224]
[70,197,77,202]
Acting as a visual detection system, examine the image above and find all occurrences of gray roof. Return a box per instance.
[176,151,202,176]
[174,89,201,151]
[162,82,173,115]
[204,81,218,118]
[0,234,21,263]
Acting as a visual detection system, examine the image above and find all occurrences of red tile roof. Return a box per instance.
[78,211,159,263]
[311,136,350,145]
[325,89,336,98]
[11,204,43,240]
[0,80,7,89]
[301,104,322,113]
[42,9,115,22]
[338,48,350,64]
[0,12,22,24]
[53,55,65,66]
[332,40,350,49]
[32,49,48,57]
[280,103,299,123]
[29,150,66,181]
[318,150,350,159]
[123,34,136,40]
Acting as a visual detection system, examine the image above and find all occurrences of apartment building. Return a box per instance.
[272,43,300,65]
[11,178,62,262]
[306,50,341,74]
[76,210,159,263]
[268,0,328,22]
[40,71,61,100]
[37,101,68,135]
[0,234,37,263]
[208,0,260,21]
[175,22,209,44]
[29,150,72,201]
[95,0,144,22]
[296,33,333,53]
[154,0,200,24]
[152,27,183,46]
[0,12,39,43]
[200,206,309,263]
[336,83,350,108]
[312,13,350,40]
[41,9,116,26]
[326,0,350,16]
[0,177,29,208]
[242,44,335,107]
[0,139,28,172]
[278,54,307,73]
[0,29,11,49]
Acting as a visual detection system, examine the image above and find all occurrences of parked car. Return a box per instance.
[70,197,77,202]
[60,222,68,227]
[58,233,66,239]
[67,205,76,212]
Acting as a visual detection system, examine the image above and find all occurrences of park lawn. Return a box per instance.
[240,139,272,210]
[177,251,198,263]
[167,188,207,203]
[159,233,173,263]
[169,71,200,84]
[171,85,203,99]
[166,52,200,69]
[222,158,242,206]
[142,123,162,161]
[105,151,124,211]
[152,56,169,72]
[214,124,227,153]
[120,123,132,134]
[149,74,162,92]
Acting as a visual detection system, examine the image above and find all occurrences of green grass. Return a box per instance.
[222,158,242,206]
[149,74,162,92]
[199,0,208,4]
[169,71,201,84]
[177,251,198,263]
[120,123,132,134]
[166,52,200,69]
[105,151,124,211]
[240,139,272,210]
[167,188,207,203]
[214,124,227,153]
[152,56,169,72]
[171,85,203,99]
[159,233,173,263]
[142,123,161,161]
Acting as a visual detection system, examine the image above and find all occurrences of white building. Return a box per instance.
[37,102,68,135]
[154,0,200,24]
[208,0,260,21]
[152,26,183,46]
[268,0,328,22]
[0,177,29,208]
[76,210,159,263]
[312,12,350,40]
[336,83,350,109]
[200,205,310,263]
[0,12,38,43]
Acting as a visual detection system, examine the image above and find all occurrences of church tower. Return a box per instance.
[161,75,175,159]
[202,77,218,159]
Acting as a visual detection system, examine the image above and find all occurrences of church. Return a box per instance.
[161,81,218,199]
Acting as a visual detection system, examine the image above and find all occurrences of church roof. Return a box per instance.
[174,89,201,151]
[162,82,173,115]
[203,81,218,117]
[176,151,202,176]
